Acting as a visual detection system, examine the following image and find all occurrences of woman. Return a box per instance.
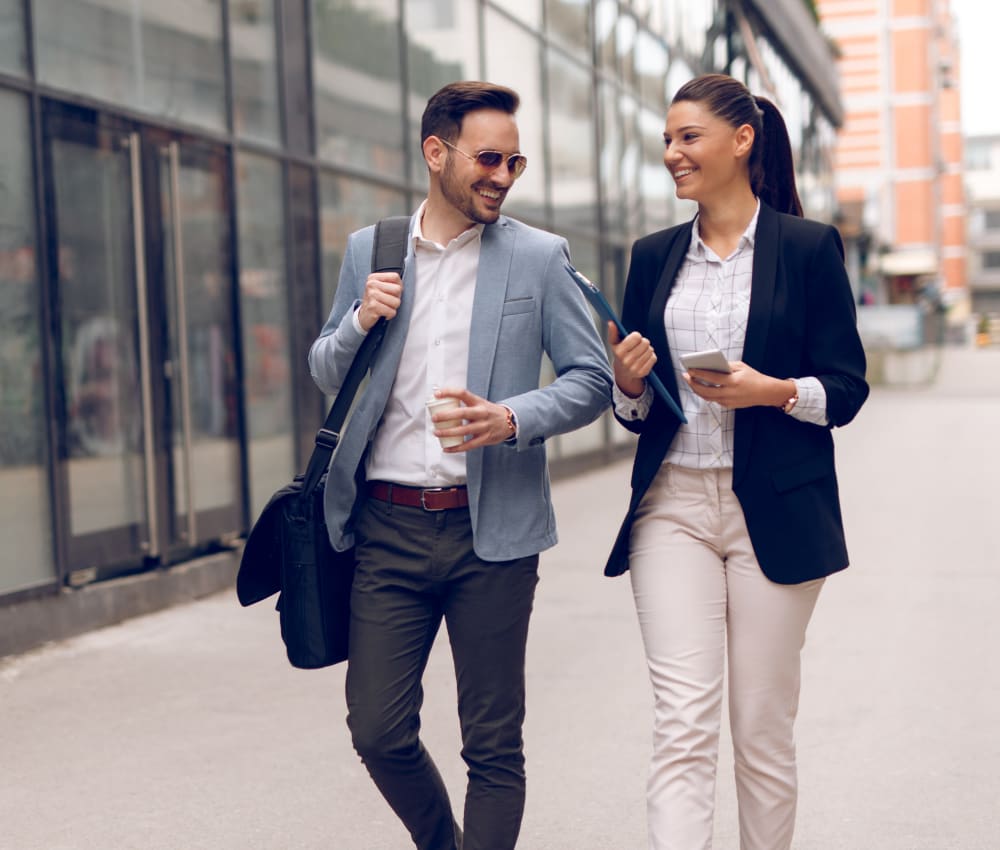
[606,74,868,850]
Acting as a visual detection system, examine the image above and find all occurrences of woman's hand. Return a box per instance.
[683,361,796,410]
[608,322,657,398]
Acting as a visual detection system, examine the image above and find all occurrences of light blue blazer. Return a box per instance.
[308,214,613,562]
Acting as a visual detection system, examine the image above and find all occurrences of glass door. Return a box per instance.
[44,105,243,577]
[150,129,242,557]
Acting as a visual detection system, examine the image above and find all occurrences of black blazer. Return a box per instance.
[606,202,869,584]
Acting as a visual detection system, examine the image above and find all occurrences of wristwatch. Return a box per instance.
[502,405,517,443]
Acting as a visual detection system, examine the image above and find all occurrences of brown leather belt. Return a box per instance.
[368,481,469,511]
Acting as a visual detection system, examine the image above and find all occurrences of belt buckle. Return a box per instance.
[420,487,447,511]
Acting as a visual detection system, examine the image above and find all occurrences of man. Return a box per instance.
[308,81,612,850]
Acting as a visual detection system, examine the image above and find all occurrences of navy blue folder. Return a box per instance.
[565,263,687,424]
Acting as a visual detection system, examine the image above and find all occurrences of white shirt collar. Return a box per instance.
[412,199,485,250]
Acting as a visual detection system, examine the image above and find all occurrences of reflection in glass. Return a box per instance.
[0,93,54,592]
[0,0,27,76]
[598,81,624,239]
[666,56,695,101]
[160,145,240,531]
[318,174,409,313]
[635,29,669,110]
[493,0,541,29]
[483,8,547,225]
[544,0,589,55]
[313,0,405,178]
[230,0,281,145]
[33,0,226,131]
[237,154,294,519]
[594,0,618,72]
[51,136,147,541]
[404,0,480,182]
[546,51,598,233]
[620,93,644,240]
[615,12,638,92]
[640,106,672,234]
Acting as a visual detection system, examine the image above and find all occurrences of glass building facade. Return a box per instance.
[0,0,840,609]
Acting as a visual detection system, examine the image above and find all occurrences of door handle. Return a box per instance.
[164,141,197,545]
[124,132,160,557]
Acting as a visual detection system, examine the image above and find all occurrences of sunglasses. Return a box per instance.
[438,137,528,179]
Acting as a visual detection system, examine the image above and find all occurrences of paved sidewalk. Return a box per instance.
[3,348,1000,849]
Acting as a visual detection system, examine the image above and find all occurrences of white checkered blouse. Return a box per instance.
[614,201,828,469]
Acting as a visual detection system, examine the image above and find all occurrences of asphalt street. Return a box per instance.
[3,347,999,850]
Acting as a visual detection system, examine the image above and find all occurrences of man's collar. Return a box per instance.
[412,199,485,248]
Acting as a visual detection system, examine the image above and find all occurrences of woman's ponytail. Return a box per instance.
[751,96,803,218]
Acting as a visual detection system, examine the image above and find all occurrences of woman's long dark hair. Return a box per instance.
[672,74,803,217]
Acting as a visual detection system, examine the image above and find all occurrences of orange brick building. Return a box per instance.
[818,0,966,313]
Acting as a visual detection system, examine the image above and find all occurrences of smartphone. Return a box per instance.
[679,349,732,387]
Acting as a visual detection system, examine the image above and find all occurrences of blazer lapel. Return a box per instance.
[466,219,514,398]
[646,222,693,411]
[734,202,780,485]
[742,203,779,369]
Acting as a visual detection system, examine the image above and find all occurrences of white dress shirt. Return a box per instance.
[363,201,482,487]
[614,201,828,469]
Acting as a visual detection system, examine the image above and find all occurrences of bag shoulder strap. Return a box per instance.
[301,215,410,494]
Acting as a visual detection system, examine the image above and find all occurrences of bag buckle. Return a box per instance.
[315,428,340,450]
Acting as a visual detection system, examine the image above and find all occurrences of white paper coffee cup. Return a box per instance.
[426,396,464,448]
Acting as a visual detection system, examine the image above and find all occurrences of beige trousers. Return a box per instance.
[629,464,824,850]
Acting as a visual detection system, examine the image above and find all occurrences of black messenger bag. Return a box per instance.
[236,216,409,669]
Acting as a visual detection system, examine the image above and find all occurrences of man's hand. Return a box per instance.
[430,387,515,451]
[358,272,402,331]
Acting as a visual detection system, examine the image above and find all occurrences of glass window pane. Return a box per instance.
[319,175,409,313]
[0,0,28,76]
[545,0,589,56]
[639,105,671,234]
[594,0,618,72]
[230,0,281,145]
[313,0,406,179]
[598,81,624,240]
[621,94,645,239]
[489,0,540,29]
[162,146,240,522]
[636,28,669,109]
[54,133,148,542]
[236,154,294,519]
[546,51,598,233]
[404,0,481,183]
[483,8,547,226]
[33,0,226,131]
[0,92,55,593]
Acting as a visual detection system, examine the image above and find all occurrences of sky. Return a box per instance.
[951,0,1000,135]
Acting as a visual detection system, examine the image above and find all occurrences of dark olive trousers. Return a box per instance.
[346,497,540,850]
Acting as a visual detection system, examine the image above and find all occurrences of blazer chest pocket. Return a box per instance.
[502,297,536,317]
[771,454,831,494]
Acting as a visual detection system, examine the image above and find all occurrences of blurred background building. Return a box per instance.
[964,134,1000,342]
[817,0,966,349]
[1,0,843,649]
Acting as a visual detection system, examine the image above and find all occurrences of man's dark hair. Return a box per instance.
[420,81,520,145]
